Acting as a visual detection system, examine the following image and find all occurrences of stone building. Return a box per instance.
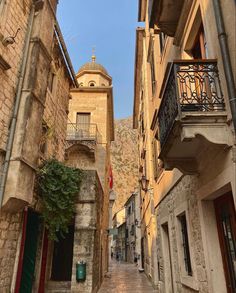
[64,55,115,292]
[0,0,78,291]
[134,0,236,292]
[112,207,127,261]
[125,191,141,265]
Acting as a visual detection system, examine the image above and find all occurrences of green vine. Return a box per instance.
[36,159,82,241]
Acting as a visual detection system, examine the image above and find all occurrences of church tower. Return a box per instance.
[67,54,114,187]
[65,54,114,290]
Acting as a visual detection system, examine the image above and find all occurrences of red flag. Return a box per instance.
[109,165,113,189]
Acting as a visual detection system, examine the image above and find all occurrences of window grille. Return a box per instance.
[179,214,192,276]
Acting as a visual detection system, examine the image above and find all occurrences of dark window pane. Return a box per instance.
[179,214,192,276]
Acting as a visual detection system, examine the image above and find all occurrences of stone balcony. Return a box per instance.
[157,59,232,174]
[65,123,98,160]
[67,123,97,142]
[148,0,184,34]
[148,0,192,39]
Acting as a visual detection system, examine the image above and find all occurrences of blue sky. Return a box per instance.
[57,0,139,119]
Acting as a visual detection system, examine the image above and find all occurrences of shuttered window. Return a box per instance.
[76,113,90,124]
[152,139,158,180]
[76,113,91,132]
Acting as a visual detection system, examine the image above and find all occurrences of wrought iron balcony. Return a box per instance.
[66,123,97,142]
[157,60,231,173]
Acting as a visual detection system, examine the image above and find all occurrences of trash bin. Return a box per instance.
[76,261,86,282]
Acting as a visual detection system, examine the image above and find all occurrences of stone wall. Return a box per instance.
[0,0,32,291]
[0,1,74,291]
[0,0,32,152]
[0,211,22,292]
[70,170,103,293]
[42,36,71,161]
[156,175,209,293]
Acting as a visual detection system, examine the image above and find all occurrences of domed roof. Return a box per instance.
[78,55,108,75]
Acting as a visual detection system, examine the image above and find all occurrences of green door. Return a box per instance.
[20,210,40,293]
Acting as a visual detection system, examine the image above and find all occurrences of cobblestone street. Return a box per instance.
[98,261,158,293]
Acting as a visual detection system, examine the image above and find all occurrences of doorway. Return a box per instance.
[50,223,75,281]
[162,223,174,293]
[214,192,236,293]
[15,209,41,293]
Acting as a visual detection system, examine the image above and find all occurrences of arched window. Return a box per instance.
[79,82,83,87]
[89,81,96,87]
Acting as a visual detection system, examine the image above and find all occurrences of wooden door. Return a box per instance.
[15,209,40,293]
[214,192,236,293]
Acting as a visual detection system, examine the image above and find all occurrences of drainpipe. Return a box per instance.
[0,4,36,207]
[212,0,236,132]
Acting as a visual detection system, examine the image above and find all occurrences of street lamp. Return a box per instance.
[139,175,149,192]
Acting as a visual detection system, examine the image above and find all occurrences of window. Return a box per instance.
[76,112,90,125]
[152,138,163,180]
[89,81,96,87]
[191,25,207,59]
[179,213,192,276]
[39,122,49,155]
[76,113,91,136]
[130,224,135,236]
[150,50,156,97]
[48,71,55,93]
[214,192,236,292]
[152,139,158,179]
[128,206,131,215]
[132,202,135,212]
[79,82,84,87]
[159,32,167,54]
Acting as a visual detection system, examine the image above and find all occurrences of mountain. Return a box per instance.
[111,116,139,215]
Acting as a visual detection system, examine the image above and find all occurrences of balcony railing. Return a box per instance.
[66,123,97,142]
[158,60,225,147]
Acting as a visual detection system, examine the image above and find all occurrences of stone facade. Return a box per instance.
[124,192,141,265]
[70,171,103,293]
[0,211,22,291]
[134,0,236,292]
[156,175,209,293]
[0,0,77,291]
[112,207,126,261]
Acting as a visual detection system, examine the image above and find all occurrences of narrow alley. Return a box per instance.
[98,261,157,293]
[0,0,235,292]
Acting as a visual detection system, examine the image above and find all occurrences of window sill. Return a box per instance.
[181,275,199,291]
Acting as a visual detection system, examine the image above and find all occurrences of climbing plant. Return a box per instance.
[36,159,82,241]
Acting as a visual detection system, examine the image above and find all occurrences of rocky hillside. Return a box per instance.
[111,117,139,215]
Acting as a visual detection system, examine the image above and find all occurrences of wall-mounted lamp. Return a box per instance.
[139,175,149,192]
[2,28,20,47]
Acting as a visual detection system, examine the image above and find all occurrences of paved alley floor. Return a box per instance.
[98,261,158,293]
